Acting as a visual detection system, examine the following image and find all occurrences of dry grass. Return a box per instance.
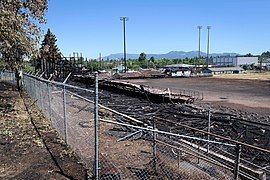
[212,71,270,81]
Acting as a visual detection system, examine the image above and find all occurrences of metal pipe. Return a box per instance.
[40,81,44,109]
[100,119,235,146]
[197,25,202,68]
[23,73,95,94]
[120,17,128,73]
[178,149,180,168]
[63,72,72,84]
[62,84,68,143]
[155,116,270,154]
[47,82,52,121]
[34,78,37,105]
[94,72,99,180]
[123,19,127,72]
[207,26,211,67]
[234,144,242,180]
[153,119,157,174]
[207,109,211,152]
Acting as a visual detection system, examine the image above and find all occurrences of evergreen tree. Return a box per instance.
[39,29,61,77]
[150,56,155,62]
[261,51,270,59]
[138,52,146,62]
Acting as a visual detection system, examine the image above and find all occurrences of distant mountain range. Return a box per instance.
[104,51,239,60]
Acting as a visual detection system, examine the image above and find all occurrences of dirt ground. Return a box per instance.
[0,82,86,180]
[212,71,270,81]
[127,74,270,116]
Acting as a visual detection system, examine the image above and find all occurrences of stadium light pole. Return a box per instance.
[120,17,128,73]
[207,26,211,67]
[197,26,203,67]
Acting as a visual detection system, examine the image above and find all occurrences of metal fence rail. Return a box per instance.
[1,71,269,180]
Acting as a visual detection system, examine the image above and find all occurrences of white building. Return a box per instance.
[236,57,258,66]
[211,56,258,67]
[163,64,193,77]
[207,67,245,74]
[262,58,270,70]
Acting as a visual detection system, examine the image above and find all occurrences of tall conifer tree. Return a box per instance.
[39,29,61,77]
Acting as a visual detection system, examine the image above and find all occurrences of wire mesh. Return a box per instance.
[97,118,237,180]
[22,74,96,177]
[1,71,268,180]
[0,71,16,85]
[65,90,95,175]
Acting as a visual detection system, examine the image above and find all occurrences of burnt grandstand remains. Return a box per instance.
[70,77,270,179]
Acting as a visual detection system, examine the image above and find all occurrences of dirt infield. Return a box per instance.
[212,71,270,81]
[127,77,270,116]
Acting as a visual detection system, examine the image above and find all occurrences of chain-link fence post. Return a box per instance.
[40,80,44,109]
[94,72,100,180]
[31,77,34,99]
[34,78,37,102]
[62,83,68,144]
[207,109,211,153]
[62,72,71,144]
[197,145,200,164]
[47,82,52,121]
[153,119,157,175]
[234,144,241,180]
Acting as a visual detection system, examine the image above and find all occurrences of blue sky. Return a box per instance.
[42,0,270,58]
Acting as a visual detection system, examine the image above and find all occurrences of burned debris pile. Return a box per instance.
[100,80,201,103]
[69,79,270,179]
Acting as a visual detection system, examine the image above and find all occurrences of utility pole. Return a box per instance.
[94,72,99,180]
[120,17,128,73]
[197,26,203,68]
[73,52,76,67]
[99,53,102,70]
[207,26,211,67]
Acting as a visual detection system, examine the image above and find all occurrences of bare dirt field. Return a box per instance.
[0,82,86,179]
[127,75,270,116]
[212,71,270,81]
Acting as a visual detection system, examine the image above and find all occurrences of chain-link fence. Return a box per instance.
[0,70,16,85]
[97,118,238,180]
[1,71,269,180]
[22,73,97,177]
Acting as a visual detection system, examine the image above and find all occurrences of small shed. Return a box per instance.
[112,64,127,73]
[163,64,193,77]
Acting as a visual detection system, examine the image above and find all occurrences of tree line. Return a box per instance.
[1,0,270,80]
